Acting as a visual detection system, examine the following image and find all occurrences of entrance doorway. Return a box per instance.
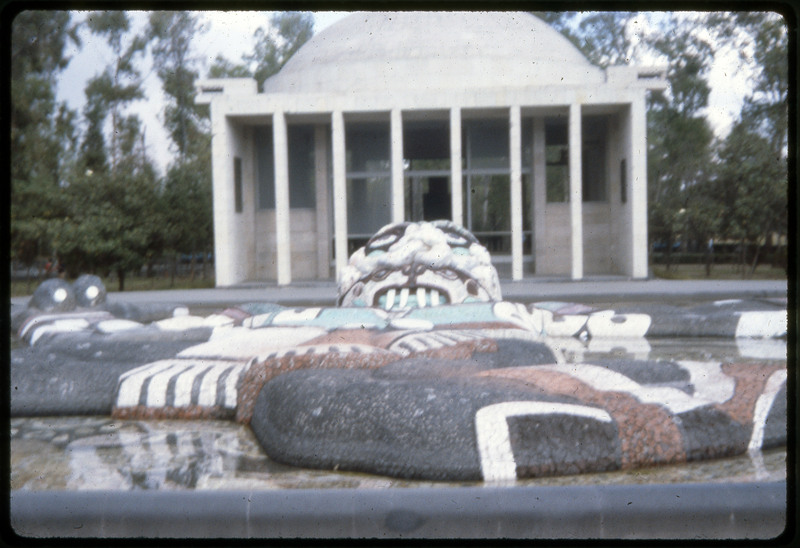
[403,116,452,223]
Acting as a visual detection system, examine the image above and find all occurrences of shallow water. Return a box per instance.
[11,337,786,491]
[9,415,786,491]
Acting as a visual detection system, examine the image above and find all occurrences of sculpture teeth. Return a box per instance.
[399,287,409,308]
[431,289,440,306]
[384,288,396,310]
[417,287,426,308]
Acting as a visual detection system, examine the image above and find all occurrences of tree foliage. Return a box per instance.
[82,11,147,172]
[711,122,787,273]
[58,11,162,290]
[10,11,81,270]
[645,14,715,266]
[208,11,313,90]
[709,12,789,156]
[148,12,208,161]
[149,11,213,279]
[535,11,641,67]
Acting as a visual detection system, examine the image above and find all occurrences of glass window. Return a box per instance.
[346,122,390,173]
[522,173,533,254]
[545,118,569,203]
[255,127,275,210]
[255,125,319,210]
[404,119,450,162]
[403,119,452,223]
[347,176,391,236]
[288,125,316,208]
[522,120,533,173]
[465,174,511,233]
[546,148,569,203]
[405,176,451,222]
[234,157,243,213]
[582,116,607,202]
[346,121,392,239]
[464,119,509,170]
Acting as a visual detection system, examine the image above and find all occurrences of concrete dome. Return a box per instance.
[262,11,605,94]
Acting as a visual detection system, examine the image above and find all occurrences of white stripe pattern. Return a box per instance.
[540,363,711,414]
[146,363,193,407]
[735,311,787,338]
[748,368,787,451]
[475,401,613,482]
[116,359,251,410]
[117,361,180,407]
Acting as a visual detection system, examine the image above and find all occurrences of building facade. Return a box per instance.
[197,12,666,286]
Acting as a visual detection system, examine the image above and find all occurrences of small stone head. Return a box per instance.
[337,220,501,308]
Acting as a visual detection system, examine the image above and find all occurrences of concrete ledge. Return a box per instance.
[9,482,787,539]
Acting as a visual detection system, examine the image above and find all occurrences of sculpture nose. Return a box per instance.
[401,262,427,283]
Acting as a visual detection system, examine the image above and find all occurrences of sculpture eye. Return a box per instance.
[438,268,459,280]
[372,268,391,281]
[365,223,409,254]
[434,221,478,247]
[445,234,468,247]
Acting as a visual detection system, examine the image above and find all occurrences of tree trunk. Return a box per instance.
[117,268,125,292]
[190,252,196,282]
[170,253,177,288]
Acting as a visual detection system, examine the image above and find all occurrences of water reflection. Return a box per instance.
[10,415,786,491]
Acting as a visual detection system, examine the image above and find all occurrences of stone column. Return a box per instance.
[273,111,291,285]
[332,111,348,281]
[630,95,648,278]
[532,117,546,275]
[391,109,405,223]
[211,115,234,286]
[509,105,523,281]
[314,125,331,279]
[569,103,583,280]
[450,107,463,226]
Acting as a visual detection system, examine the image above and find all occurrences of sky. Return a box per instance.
[56,11,350,174]
[54,10,753,176]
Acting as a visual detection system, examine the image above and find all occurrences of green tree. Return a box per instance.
[577,12,640,67]
[207,54,252,79]
[148,11,207,161]
[10,11,80,283]
[207,11,314,90]
[706,12,789,273]
[713,122,787,275]
[161,155,213,282]
[709,12,788,156]
[534,11,641,67]
[149,11,213,282]
[645,13,715,269]
[84,10,147,171]
[57,11,162,290]
[246,12,314,90]
[56,114,164,289]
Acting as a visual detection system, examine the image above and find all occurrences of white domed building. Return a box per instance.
[197,11,666,286]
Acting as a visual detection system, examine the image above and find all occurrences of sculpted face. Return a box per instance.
[337,220,502,308]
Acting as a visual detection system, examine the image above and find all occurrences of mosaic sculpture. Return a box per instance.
[11,221,787,482]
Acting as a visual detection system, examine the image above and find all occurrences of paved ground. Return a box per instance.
[11,278,788,310]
